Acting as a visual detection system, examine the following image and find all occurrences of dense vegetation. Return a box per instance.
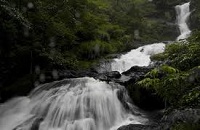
[0,0,182,102]
[138,32,200,110]
[0,0,200,129]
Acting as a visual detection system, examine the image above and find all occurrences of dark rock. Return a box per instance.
[58,70,78,79]
[30,117,44,130]
[95,74,109,82]
[127,83,165,111]
[118,109,200,130]
[106,71,121,78]
[76,70,98,78]
[162,109,200,124]
[117,87,133,111]
[119,66,152,86]
[122,66,151,76]
[95,71,121,82]
[119,66,165,111]
[122,66,152,85]
[114,75,132,85]
[13,117,44,130]
[117,124,159,130]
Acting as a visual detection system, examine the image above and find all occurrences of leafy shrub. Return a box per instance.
[151,41,200,71]
[137,65,196,107]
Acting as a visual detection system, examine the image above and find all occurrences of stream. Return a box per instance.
[0,2,191,130]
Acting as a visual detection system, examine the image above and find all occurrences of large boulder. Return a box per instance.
[120,66,165,111]
[122,66,151,83]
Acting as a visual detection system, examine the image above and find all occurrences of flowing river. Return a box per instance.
[0,2,191,130]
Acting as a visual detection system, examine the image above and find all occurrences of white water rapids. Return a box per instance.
[111,43,165,73]
[0,2,192,130]
[176,2,191,41]
[0,78,147,130]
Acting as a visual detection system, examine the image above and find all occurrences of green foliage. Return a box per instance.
[0,0,146,100]
[180,88,200,107]
[172,123,200,130]
[87,0,110,10]
[40,50,78,69]
[145,31,200,108]
[151,52,168,61]
[137,77,160,89]
[137,65,199,107]
[145,65,179,78]
[0,0,31,28]
[0,0,191,101]
[151,40,200,71]
[77,40,108,59]
[139,32,200,109]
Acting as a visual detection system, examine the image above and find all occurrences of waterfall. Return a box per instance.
[175,2,191,41]
[0,2,192,130]
[111,43,165,73]
[0,77,147,130]
[110,2,192,73]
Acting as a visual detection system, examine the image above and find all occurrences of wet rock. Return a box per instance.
[30,118,44,130]
[122,66,152,84]
[117,124,159,130]
[114,75,132,85]
[112,66,150,89]
[13,117,44,130]
[122,66,151,76]
[117,87,133,111]
[162,109,200,124]
[95,71,121,82]
[119,66,165,111]
[118,109,200,130]
[106,71,121,78]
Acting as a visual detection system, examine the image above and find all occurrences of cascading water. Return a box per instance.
[0,77,147,130]
[111,43,165,73]
[0,2,192,130]
[176,2,191,41]
[110,2,191,73]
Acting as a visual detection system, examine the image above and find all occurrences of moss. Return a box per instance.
[171,123,200,130]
